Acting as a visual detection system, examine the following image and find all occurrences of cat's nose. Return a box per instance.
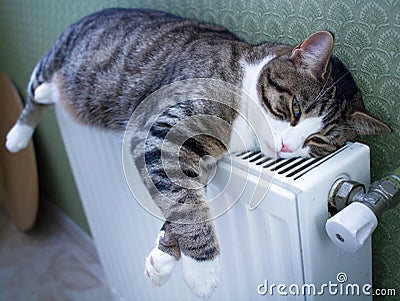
[280,142,293,153]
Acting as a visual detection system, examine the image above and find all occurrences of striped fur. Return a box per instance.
[6,8,391,297]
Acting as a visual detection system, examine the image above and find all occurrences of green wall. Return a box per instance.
[0,0,399,298]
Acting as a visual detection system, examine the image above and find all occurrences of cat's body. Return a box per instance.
[6,8,391,298]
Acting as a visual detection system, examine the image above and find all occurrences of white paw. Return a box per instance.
[34,82,56,104]
[181,254,220,299]
[6,123,34,153]
[144,231,178,286]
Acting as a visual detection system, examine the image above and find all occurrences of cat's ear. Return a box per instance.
[350,111,392,135]
[290,31,334,81]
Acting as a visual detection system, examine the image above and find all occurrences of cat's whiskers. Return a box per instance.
[303,68,331,113]
[305,69,351,113]
[319,70,351,101]
[313,68,332,103]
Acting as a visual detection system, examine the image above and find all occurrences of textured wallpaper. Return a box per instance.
[0,0,399,299]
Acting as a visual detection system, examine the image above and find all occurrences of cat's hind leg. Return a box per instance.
[145,223,180,286]
[6,80,56,153]
[6,120,35,153]
[33,82,58,105]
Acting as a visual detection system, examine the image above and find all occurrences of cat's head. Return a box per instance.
[257,31,391,158]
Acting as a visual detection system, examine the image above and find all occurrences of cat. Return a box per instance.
[5,8,391,299]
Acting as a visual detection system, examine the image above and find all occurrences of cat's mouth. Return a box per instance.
[276,142,312,159]
[257,140,301,159]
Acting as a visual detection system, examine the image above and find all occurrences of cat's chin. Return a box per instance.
[278,152,298,159]
[278,148,311,159]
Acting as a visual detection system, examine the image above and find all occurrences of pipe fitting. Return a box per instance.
[355,177,400,217]
[326,166,400,253]
[329,179,365,211]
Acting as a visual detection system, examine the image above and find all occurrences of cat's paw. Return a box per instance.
[181,254,220,299]
[34,82,56,104]
[144,231,178,286]
[6,123,34,153]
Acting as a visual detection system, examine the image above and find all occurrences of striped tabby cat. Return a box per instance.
[6,8,391,298]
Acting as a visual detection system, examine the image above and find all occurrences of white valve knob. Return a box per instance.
[325,202,378,253]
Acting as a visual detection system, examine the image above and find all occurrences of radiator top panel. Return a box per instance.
[233,144,350,181]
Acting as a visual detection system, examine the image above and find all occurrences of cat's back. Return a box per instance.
[42,8,245,130]
[50,8,239,73]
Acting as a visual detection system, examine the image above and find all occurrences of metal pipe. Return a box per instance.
[326,165,400,252]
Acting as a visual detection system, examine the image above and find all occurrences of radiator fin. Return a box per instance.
[235,144,349,180]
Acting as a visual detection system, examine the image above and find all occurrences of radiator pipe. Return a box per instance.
[326,165,400,252]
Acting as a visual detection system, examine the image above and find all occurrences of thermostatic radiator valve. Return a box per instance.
[326,166,400,252]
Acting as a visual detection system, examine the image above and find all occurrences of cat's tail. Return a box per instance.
[6,62,55,153]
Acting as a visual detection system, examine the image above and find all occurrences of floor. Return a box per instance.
[0,200,116,301]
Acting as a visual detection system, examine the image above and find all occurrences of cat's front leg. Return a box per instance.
[145,221,220,299]
[176,221,220,299]
[130,100,228,298]
[181,254,220,299]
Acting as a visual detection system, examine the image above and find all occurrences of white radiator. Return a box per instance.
[55,105,372,301]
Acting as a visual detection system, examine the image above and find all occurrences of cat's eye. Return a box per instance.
[290,97,302,126]
[309,136,326,144]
